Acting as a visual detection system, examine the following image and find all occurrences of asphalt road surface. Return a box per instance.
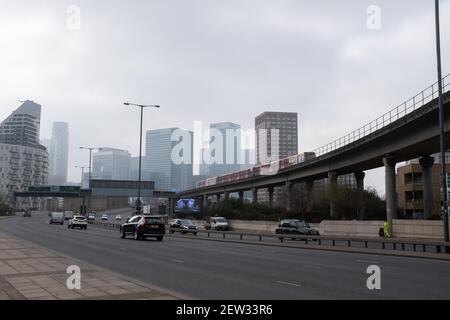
[1,214,449,299]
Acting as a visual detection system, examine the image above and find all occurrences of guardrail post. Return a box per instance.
[422,244,426,252]
[240,234,243,240]
[393,243,396,250]
[223,233,225,239]
[401,243,405,251]
[318,239,321,245]
[259,235,262,241]
[436,245,441,254]
[332,240,335,246]
[347,240,351,247]
[382,242,385,250]
[305,239,308,245]
[208,232,210,237]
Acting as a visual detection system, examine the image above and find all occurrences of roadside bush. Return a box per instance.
[207,198,283,221]
[202,185,387,222]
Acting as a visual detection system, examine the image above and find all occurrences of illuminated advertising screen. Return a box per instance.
[174,198,201,214]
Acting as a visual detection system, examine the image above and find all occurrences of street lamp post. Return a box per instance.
[75,166,88,188]
[434,0,449,244]
[124,102,160,215]
[75,165,88,215]
[79,147,101,214]
[79,147,101,188]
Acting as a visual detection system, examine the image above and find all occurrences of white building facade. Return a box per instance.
[0,101,48,208]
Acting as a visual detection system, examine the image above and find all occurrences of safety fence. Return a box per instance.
[314,75,450,157]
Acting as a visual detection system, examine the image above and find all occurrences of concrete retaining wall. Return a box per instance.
[392,219,450,239]
[315,220,383,237]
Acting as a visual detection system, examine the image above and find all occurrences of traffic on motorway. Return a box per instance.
[43,210,324,243]
[6,211,450,301]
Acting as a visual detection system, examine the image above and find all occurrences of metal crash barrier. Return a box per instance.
[91,221,450,254]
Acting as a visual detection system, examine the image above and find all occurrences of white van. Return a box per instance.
[205,217,229,231]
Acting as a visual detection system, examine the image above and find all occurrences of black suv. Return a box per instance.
[120,215,166,241]
[169,219,198,235]
[275,219,320,239]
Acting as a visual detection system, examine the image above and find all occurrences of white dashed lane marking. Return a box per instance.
[171,259,184,263]
[276,280,301,287]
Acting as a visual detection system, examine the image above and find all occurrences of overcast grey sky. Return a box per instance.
[0,0,449,195]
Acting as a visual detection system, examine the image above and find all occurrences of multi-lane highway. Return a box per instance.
[1,214,449,299]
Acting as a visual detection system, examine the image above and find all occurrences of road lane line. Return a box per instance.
[357,259,380,264]
[171,259,184,263]
[302,264,323,270]
[276,280,301,287]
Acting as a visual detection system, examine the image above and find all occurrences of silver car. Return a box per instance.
[49,212,65,225]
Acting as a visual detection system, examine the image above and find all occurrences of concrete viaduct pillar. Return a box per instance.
[238,191,244,203]
[224,192,230,201]
[306,179,314,212]
[383,155,397,236]
[268,186,275,208]
[202,195,208,212]
[419,155,435,219]
[252,188,258,204]
[216,194,221,202]
[168,197,175,216]
[355,171,365,191]
[355,171,365,219]
[328,171,338,218]
[286,181,294,212]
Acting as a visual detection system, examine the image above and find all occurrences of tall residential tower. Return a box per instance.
[0,101,48,206]
[255,112,298,165]
[255,111,298,206]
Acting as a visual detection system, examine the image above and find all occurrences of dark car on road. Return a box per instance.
[120,215,166,241]
[275,219,320,240]
[22,211,31,218]
[169,219,198,235]
[87,212,96,223]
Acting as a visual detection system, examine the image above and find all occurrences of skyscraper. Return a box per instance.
[255,111,298,206]
[145,128,193,192]
[255,112,298,165]
[207,122,242,176]
[129,156,151,181]
[241,149,256,170]
[92,148,131,180]
[0,101,48,206]
[48,122,69,185]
